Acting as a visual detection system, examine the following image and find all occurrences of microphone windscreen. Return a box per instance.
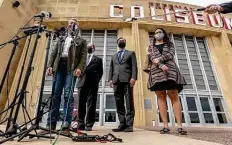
[60,27,66,32]
[197,7,206,11]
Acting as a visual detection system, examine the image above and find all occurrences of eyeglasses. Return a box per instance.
[155,31,163,34]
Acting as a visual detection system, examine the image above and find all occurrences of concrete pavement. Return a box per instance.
[1,127,222,145]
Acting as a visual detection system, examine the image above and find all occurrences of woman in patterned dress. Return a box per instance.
[147,28,187,135]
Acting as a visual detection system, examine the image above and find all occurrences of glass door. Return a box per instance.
[185,94,201,126]
[103,93,118,126]
[212,96,229,124]
[199,95,215,125]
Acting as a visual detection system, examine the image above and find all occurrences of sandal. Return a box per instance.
[177,128,187,135]
[160,128,170,134]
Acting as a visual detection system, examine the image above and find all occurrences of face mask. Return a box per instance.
[118,42,126,48]
[68,24,79,36]
[154,33,164,40]
[87,47,93,53]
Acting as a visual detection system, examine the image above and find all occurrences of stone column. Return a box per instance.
[207,31,232,122]
[131,22,146,127]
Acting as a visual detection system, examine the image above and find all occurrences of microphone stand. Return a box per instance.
[0,35,31,95]
[13,31,56,142]
[0,34,36,137]
[0,16,50,144]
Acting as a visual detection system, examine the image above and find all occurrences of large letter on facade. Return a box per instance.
[208,14,223,28]
[192,11,206,26]
[223,17,232,30]
[150,5,164,20]
[164,7,171,22]
[174,9,189,23]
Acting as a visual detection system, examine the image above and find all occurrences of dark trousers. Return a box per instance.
[47,58,76,126]
[113,81,135,127]
[78,81,99,128]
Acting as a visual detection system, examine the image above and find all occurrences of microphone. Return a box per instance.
[197,7,206,11]
[35,11,52,19]
[60,27,66,32]
[24,25,47,35]
[22,25,46,30]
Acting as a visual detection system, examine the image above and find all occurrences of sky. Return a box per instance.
[167,0,231,6]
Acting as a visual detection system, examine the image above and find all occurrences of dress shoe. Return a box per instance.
[78,125,85,130]
[124,126,133,132]
[85,127,92,131]
[112,125,126,132]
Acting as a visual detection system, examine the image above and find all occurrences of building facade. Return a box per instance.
[1,0,232,127]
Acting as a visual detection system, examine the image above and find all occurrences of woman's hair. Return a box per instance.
[153,28,173,47]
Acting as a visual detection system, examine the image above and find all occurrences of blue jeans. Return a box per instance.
[47,60,76,126]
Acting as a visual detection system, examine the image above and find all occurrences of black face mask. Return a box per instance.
[118,42,126,48]
[88,47,93,53]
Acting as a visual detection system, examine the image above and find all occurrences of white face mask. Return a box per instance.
[154,33,164,40]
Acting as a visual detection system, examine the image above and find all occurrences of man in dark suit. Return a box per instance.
[205,1,232,14]
[46,18,87,130]
[76,43,103,131]
[108,37,138,132]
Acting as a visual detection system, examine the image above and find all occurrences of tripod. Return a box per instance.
[0,16,55,144]
[0,35,32,94]
[0,34,36,136]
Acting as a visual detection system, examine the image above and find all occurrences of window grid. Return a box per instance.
[185,36,206,90]
[170,34,180,68]
[203,38,222,93]
[194,37,219,124]
[196,38,218,91]
[182,35,205,124]
[92,30,104,87]
[171,34,192,126]
[173,34,193,90]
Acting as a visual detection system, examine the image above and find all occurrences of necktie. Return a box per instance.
[87,54,91,65]
[118,50,123,63]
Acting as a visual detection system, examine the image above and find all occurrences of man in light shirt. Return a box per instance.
[46,18,87,130]
[76,43,103,131]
